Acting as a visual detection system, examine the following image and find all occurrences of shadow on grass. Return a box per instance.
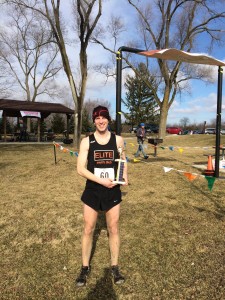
[192,203,225,220]
[0,162,14,169]
[193,185,225,220]
[194,161,208,165]
[129,157,176,163]
[0,144,51,151]
[177,173,225,220]
[86,268,117,300]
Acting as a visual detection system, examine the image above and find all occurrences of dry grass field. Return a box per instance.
[0,134,225,300]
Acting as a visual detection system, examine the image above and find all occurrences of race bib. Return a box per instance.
[94,168,115,180]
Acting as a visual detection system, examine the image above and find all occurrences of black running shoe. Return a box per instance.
[111,265,125,285]
[76,266,91,287]
[144,155,149,159]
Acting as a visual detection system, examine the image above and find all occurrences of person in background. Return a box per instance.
[134,122,149,159]
[76,105,128,287]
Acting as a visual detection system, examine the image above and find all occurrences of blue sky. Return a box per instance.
[167,75,224,126]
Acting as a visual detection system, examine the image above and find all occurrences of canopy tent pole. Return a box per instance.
[116,47,144,135]
[116,51,122,135]
[215,66,223,178]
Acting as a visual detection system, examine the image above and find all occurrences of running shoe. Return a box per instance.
[111,265,125,285]
[144,155,149,159]
[75,266,91,287]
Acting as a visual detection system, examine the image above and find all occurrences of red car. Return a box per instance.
[166,127,183,135]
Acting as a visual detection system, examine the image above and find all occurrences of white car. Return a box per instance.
[205,128,216,134]
[221,128,225,135]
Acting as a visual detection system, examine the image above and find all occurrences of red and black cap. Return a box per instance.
[92,105,111,122]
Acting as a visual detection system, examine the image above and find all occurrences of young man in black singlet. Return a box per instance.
[76,105,128,287]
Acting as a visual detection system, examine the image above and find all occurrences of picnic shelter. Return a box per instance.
[0,99,74,142]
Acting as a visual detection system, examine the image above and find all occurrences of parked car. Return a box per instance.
[221,128,225,135]
[145,124,159,133]
[182,130,191,135]
[182,129,203,135]
[131,124,159,133]
[129,125,138,133]
[205,128,216,134]
[166,127,183,135]
[193,130,204,134]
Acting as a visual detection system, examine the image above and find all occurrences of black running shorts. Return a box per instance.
[81,185,122,211]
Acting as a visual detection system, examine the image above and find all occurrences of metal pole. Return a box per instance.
[116,51,122,135]
[54,144,57,164]
[116,46,145,135]
[215,66,223,178]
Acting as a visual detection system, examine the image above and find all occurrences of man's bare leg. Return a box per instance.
[76,204,98,287]
[82,204,98,266]
[106,204,121,266]
[106,204,125,284]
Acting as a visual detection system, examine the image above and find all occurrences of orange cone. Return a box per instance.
[204,155,214,176]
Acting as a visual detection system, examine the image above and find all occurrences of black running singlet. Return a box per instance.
[81,133,122,211]
[85,133,119,188]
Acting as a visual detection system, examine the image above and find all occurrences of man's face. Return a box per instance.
[94,116,109,133]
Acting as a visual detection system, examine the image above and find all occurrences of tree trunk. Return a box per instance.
[158,90,170,139]
[73,111,78,148]
[77,98,83,147]
[75,49,87,147]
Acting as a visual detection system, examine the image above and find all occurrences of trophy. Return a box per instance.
[113,147,126,185]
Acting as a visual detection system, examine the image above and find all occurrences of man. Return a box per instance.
[134,123,149,159]
[76,105,128,287]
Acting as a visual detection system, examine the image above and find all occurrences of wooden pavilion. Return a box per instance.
[0,99,74,142]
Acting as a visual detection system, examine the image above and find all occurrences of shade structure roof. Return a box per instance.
[138,48,225,66]
[0,99,74,118]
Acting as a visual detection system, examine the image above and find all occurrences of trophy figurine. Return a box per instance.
[113,147,126,185]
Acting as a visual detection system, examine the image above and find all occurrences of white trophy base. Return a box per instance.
[112,180,126,185]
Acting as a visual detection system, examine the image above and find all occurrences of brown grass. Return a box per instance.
[0,134,225,300]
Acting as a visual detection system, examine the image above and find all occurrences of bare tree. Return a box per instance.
[0,62,15,97]
[180,117,190,129]
[0,5,62,102]
[5,0,102,147]
[126,0,225,138]
[0,21,12,97]
[93,14,128,82]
